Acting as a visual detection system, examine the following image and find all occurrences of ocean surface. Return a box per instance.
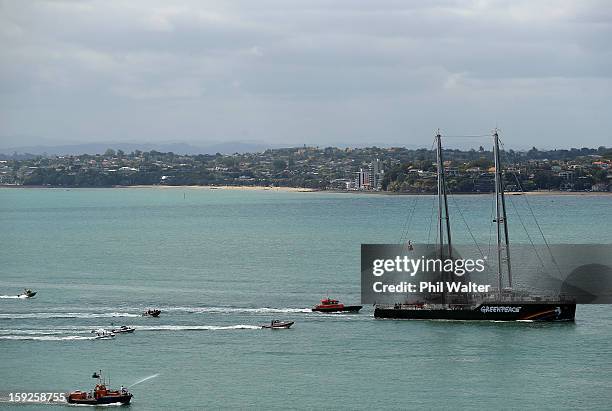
[0,188,611,410]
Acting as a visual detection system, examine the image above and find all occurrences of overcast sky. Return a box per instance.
[1,0,611,150]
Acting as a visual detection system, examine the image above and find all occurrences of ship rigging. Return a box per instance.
[374,129,576,321]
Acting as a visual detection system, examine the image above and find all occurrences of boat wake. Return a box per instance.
[0,324,263,340]
[0,307,314,320]
[0,312,140,319]
[0,295,26,299]
[136,324,261,331]
[165,306,312,314]
[0,329,67,335]
[0,335,98,341]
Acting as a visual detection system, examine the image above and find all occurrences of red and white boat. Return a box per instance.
[312,297,362,313]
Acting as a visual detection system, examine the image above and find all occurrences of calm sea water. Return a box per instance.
[1,188,611,410]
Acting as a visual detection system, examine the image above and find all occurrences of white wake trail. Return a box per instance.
[167,306,312,314]
[0,312,139,319]
[0,335,97,341]
[137,324,261,331]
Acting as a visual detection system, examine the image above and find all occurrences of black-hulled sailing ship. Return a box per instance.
[374,130,576,322]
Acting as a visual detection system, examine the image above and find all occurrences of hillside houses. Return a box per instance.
[0,145,609,193]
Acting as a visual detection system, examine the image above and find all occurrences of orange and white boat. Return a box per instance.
[67,371,132,405]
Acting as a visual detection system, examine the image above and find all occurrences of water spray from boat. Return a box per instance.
[128,374,159,388]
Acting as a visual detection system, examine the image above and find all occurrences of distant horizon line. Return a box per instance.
[0,141,609,158]
[2,135,611,156]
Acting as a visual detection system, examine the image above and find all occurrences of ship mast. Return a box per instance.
[435,131,452,259]
[493,129,512,291]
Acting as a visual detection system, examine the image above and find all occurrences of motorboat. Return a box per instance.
[143,309,161,317]
[261,320,294,329]
[91,329,115,339]
[111,325,135,334]
[18,288,37,298]
[67,371,132,405]
[312,297,362,313]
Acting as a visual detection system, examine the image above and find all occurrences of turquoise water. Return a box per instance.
[1,188,611,410]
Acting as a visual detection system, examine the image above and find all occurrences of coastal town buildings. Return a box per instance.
[1,146,610,193]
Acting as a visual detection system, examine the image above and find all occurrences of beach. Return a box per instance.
[3,184,610,196]
[126,185,317,192]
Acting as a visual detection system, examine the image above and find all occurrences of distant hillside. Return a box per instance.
[0,141,275,156]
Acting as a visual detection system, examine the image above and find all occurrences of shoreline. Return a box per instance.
[0,184,317,193]
[129,185,317,192]
[327,190,612,196]
[1,184,610,196]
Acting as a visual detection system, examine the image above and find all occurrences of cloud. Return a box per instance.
[0,0,610,148]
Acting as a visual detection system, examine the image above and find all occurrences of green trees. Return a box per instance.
[532,171,561,190]
[273,159,287,171]
[10,145,610,191]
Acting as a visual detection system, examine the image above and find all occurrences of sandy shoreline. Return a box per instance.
[130,185,317,192]
[0,184,317,192]
[1,185,610,196]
